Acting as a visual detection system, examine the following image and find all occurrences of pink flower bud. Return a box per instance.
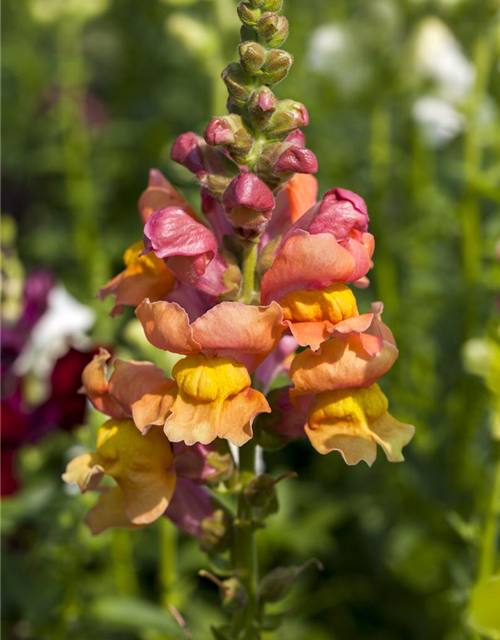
[222,173,275,237]
[275,146,318,174]
[205,118,236,146]
[285,130,306,147]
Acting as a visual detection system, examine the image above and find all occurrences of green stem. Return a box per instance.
[478,445,500,581]
[241,241,259,304]
[159,517,179,609]
[111,530,139,596]
[231,440,260,640]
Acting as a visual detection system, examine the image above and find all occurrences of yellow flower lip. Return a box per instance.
[279,283,358,324]
[310,385,389,429]
[173,354,251,403]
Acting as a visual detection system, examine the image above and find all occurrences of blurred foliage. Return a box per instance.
[2,0,500,638]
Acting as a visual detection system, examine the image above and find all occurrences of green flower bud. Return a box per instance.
[261,49,293,85]
[239,41,267,74]
[260,560,323,603]
[237,2,261,27]
[257,13,289,48]
[244,473,278,516]
[199,506,234,553]
[221,62,254,105]
[263,0,283,10]
[240,24,259,43]
[265,99,309,138]
[221,577,249,613]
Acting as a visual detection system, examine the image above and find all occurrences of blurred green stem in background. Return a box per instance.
[56,16,110,303]
[159,517,180,609]
[461,35,494,336]
[112,530,139,596]
[479,444,500,581]
[232,440,260,640]
[369,104,400,337]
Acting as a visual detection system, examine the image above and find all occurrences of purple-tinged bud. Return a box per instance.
[261,49,293,85]
[247,88,277,129]
[275,145,318,174]
[171,132,205,174]
[257,13,289,48]
[237,2,260,27]
[265,100,309,138]
[238,41,266,74]
[205,118,236,146]
[285,129,306,147]
[222,173,275,237]
[221,578,248,612]
[221,62,254,105]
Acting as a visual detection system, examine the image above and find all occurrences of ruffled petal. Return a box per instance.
[164,387,269,447]
[290,336,398,398]
[305,425,377,465]
[370,412,415,462]
[135,299,201,354]
[261,232,355,305]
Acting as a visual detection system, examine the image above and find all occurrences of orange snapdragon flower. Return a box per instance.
[134,299,286,445]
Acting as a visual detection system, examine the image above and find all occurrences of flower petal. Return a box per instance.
[261,232,355,305]
[62,452,104,492]
[370,412,415,462]
[97,241,176,317]
[131,381,177,434]
[138,169,197,224]
[135,299,201,354]
[192,301,285,355]
[85,486,146,535]
[305,425,377,465]
[96,419,176,525]
[108,359,170,416]
[290,336,398,397]
[80,349,125,418]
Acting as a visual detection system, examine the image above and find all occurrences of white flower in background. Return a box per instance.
[413,17,475,102]
[412,96,465,147]
[15,286,95,378]
[307,24,372,98]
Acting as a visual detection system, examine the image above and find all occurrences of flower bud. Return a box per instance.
[285,129,306,147]
[274,145,318,174]
[257,13,289,48]
[237,2,260,27]
[171,132,239,197]
[199,504,233,553]
[263,0,283,9]
[261,49,293,85]
[238,41,266,74]
[265,100,309,138]
[222,173,275,238]
[243,473,278,512]
[247,88,277,129]
[204,115,254,163]
[221,577,248,612]
[221,62,254,105]
[260,559,323,603]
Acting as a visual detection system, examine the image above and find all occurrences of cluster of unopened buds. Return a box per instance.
[64,0,414,635]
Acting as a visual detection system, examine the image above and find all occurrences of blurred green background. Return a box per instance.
[2,0,500,638]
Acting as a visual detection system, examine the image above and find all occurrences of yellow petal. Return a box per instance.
[173,354,250,402]
[85,487,146,535]
[62,453,105,492]
[96,419,176,525]
[280,283,358,324]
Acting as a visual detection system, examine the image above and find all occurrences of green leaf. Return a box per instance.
[88,596,186,639]
[468,577,500,639]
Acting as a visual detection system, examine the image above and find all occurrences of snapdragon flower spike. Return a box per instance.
[134,299,285,445]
